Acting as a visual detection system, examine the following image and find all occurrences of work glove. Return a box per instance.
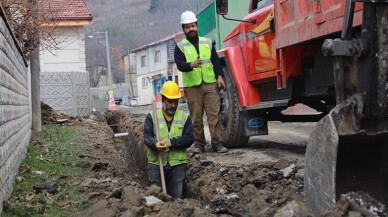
[156,138,171,152]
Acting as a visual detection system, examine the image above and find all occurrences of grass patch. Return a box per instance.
[2,125,97,217]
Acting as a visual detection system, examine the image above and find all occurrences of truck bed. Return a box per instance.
[274,0,363,48]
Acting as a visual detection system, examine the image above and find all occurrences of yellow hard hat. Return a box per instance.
[161,81,181,99]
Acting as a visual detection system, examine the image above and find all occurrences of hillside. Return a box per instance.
[84,0,213,50]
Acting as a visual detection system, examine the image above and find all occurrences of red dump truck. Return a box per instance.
[215,0,388,214]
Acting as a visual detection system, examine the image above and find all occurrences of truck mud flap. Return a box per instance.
[242,109,268,137]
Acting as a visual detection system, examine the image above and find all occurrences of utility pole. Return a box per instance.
[127,48,134,96]
[105,30,112,88]
[31,0,41,131]
[196,0,199,14]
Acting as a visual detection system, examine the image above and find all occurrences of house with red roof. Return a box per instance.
[39,0,92,72]
[39,0,93,116]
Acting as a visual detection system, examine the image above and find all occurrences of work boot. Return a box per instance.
[192,144,204,154]
[212,143,228,153]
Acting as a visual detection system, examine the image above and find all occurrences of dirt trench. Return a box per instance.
[102,110,307,216]
[69,108,387,217]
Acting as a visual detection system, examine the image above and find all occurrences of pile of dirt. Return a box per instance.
[185,156,305,216]
[40,102,75,125]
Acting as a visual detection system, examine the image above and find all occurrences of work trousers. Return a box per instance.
[184,82,223,146]
[147,163,187,199]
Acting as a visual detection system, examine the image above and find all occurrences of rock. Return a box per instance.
[3,201,10,212]
[208,193,240,214]
[144,185,161,196]
[280,164,297,178]
[57,119,68,125]
[274,200,313,217]
[266,171,284,181]
[274,159,291,170]
[347,211,363,217]
[142,196,164,207]
[200,160,213,167]
[121,209,132,217]
[92,162,109,171]
[320,197,350,217]
[249,177,268,188]
[81,192,104,204]
[72,200,115,217]
[295,168,304,181]
[240,184,260,197]
[120,186,144,210]
[220,168,229,176]
[33,182,58,194]
[344,192,388,217]
[157,191,174,202]
[105,188,123,199]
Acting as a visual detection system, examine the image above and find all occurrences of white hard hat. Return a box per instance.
[180,11,197,24]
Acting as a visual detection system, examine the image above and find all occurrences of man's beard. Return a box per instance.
[185,30,198,40]
[163,103,177,115]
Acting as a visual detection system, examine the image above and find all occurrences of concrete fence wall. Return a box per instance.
[0,12,30,214]
[40,71,90,117]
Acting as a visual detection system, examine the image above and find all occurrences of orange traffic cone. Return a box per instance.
[156,91,162,110]
[108,91,117,110]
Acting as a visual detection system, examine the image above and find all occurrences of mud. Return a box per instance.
[40,103,386,216]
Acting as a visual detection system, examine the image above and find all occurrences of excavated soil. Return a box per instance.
[39,103,387,216]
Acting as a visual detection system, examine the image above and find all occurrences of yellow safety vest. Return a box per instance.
[177,37,217,87]
[147,109,189,166]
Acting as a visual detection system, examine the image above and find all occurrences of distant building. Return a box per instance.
[131,33,184,98]
[39,0,93,72]
[122,52,138,96]
[39,0,93,116]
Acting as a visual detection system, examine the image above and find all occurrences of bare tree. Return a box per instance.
[86,39,107,87]
[1,0,60,131]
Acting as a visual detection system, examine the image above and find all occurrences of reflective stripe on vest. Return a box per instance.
[177,37,217,87]
[147,109,189,166]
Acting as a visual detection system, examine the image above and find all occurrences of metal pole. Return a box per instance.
[128,48,134,96]
[105,31,112,88]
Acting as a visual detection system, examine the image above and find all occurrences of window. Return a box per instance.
[252,0,274,12]
[154,50,161,62]
[142,77,148,88]
[141,55,146,67]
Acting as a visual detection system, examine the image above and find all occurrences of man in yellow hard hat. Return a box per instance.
[174,11,228,154]
[143,81,193,199]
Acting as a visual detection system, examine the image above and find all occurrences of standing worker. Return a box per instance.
[143,81,193,199]
[174,11,228,154]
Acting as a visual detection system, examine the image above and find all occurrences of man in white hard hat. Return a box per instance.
[174,11,228,154]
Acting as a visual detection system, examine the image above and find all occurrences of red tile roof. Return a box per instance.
[40,0,92,21]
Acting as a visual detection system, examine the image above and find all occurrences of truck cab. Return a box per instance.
[217,0,327,147]
[216,0,388,214]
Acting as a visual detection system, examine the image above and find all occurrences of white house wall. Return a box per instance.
[136,43,168,76]
[137,75,153,97]
[40,26,86,72]
[136,43,169,97]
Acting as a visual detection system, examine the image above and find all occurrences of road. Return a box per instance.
[118,103,314,167]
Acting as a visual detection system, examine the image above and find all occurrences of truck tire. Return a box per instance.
[220,66,249,148]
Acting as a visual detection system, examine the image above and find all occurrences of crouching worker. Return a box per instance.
[143,81,193,199]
